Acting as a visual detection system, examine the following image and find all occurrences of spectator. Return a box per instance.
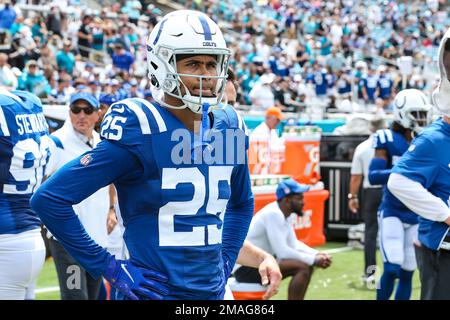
[49,74,74,105]
[0,52,17,89]
[46,6,63,36]
[249,74,275,111]
[112,43,134,73]
[17,60,51,98]
[56,40,76,75]
[327,48,346,73]
[77,14,93,58]
[0,0,16,31]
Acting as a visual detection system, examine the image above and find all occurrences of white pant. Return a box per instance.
[0,228,46,299]
[379,215,418,271]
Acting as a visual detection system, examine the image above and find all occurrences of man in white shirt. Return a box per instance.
[349,118,385,283]
[249,75,275,111]
[234,179,332,300]
[0,53,17,89]
[46,92,112,300]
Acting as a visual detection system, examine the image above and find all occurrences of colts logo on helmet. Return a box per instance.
[203,42,217,47]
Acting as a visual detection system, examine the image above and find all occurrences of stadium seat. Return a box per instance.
[227,277,267,300]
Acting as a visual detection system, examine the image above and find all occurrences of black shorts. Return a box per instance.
[234,266,261,284]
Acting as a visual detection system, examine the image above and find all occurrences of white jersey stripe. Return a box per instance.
[384,129,394,142]
[134,98,167,133]
[232,107,249,136]
[377,129,386,144]
[121,99,151,135]
[0,105,10,136]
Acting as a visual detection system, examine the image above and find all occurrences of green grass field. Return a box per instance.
[35,242,421,300]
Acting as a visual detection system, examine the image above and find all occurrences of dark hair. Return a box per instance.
[445,38,450,52]
[391,121,408,135]
[227,67,238,91]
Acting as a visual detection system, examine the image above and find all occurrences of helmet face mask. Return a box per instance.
[393,89,433,133]
[146,10,231,114]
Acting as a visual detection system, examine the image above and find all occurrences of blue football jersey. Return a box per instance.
[32,98,254,299]
[312,70,328,96]
[362,75,379,102]
[0,90,51,234]
[373,129,418,224]
[393,118,450,250]
[377,75,393,99]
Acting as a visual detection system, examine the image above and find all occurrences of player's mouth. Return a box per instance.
[191,88,214,97]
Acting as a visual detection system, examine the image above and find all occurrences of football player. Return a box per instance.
[0,89,51,299]
[31,10,254,300]
[368,89,432,300]
[388,29,450,300]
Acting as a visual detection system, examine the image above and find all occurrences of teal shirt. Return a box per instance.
[56,51,76,75]
[18,72,51,97]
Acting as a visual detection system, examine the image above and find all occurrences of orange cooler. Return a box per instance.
[279,126,321,184]
[251,176,328,247]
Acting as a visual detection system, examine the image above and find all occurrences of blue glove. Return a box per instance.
[104,256,170,300]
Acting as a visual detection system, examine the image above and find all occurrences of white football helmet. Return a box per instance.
[393,89,432,133]
[146,10,231,114]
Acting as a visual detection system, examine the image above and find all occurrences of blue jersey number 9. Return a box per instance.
[3,136,51,194]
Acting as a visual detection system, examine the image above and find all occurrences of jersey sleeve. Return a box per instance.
[100,100,146,147]
[393,134,440,188]
[220,105,254,267]
[373,129,392,150]
[0,104,10,137]
[31,140,142,278]
[46,135,65,176]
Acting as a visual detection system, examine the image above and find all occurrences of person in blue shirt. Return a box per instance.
[369,89,432,300]
[388,29,450,300]
[0,89,51,299]
[111,42,134,73]
[31,10,254,300]
[359,66,378,104]
[377,65,394,107]
[307,63,328,97]
[0,1,16,31]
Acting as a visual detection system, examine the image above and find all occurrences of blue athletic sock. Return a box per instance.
[376,262,401,300]
[395,269,414,300]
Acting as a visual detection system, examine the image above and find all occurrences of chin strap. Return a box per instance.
[192,103,210,163]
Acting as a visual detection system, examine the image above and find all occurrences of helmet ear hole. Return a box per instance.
[150,74,159,87]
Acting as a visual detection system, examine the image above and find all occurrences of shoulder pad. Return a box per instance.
[100,98,167,145]
[373,129,394,148]
[213,105,249,135]
[50,135,64,150]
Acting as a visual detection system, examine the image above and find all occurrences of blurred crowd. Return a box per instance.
[0,0,448,119]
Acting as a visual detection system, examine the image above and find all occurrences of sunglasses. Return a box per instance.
[70,105,96,115]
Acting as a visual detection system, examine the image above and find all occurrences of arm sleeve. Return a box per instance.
[45,135,64,176]
[388,173,450,222]
[350,145,363,175]
[31,140,142,279]
[221,155,254,269]
[265,213,317,266]
[389,135,449,221]
[368,131,391,185]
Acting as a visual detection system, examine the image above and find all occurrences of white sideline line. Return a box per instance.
[35,286,59,294]
[323,246,354,254]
